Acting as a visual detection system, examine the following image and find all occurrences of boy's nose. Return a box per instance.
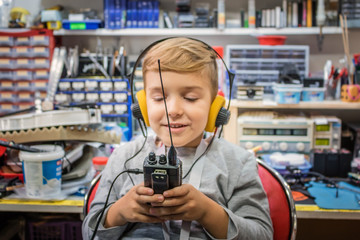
[167,97,183,117]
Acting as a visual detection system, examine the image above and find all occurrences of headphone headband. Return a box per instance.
[129,37,235,106]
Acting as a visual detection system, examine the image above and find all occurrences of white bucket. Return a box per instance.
[19,145,64,198]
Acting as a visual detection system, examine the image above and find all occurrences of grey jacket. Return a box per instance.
[82,135,273,240]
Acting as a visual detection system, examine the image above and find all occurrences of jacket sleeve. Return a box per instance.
[224,153,274,240]
[82,143,139,240]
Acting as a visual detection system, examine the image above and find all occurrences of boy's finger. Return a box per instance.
[136,186,154,195]
[163,185,189,198]
[137,194,165,204]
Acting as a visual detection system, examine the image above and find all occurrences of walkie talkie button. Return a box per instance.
[159,154,167,165]
[149,152,156,161]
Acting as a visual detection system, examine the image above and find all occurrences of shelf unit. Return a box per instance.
[53,27,342,36]
[223,100,360,145]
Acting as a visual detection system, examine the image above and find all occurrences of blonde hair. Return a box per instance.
[142,38,218,98]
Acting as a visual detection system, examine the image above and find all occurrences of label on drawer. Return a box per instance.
[33,47,46,53]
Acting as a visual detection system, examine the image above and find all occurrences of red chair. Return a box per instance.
[83,161,297,240]
[257,159,297,240]
[83,173,102,217]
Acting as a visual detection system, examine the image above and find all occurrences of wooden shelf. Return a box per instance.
[53,27,342,36]
[229,100,360,110]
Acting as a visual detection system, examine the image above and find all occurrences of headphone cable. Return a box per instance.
[91,168,143,240]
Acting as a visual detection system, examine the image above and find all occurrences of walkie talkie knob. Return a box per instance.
[148,152,156,165]
[159,154,167,165]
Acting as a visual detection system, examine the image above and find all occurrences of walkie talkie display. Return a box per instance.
[143,59,182,194]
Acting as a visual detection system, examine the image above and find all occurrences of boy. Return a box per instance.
[82,38,273,239]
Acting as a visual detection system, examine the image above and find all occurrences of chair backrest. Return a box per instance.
[257,159,297,240]
[83,173,102,217]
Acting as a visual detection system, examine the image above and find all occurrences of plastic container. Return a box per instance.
[62,19,102,30]
[256,35,287,45]
[92,156,108,174]
[302,87,325,102]
[273,83,303,104]
[19,145,64,198]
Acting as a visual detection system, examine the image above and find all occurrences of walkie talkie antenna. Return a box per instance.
[158,59,177,166]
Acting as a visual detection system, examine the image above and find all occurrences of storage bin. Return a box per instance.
[0,58,15,69]
[62,19,102,30]
[0,36,14,46]
[27,220,82,240]
[302,87,325,102]
[0,47,13,57]
[273,83,302,104]
[13,70,33,80]
[13,47,32,57]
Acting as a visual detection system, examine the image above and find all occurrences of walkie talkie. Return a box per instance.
[143,60,182,194]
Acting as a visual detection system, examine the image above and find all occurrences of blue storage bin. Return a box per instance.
[62,19,102,30]
[302,87,325,102]
[273,83,302,104]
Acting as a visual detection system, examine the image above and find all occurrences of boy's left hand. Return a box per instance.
[148,184,210,222]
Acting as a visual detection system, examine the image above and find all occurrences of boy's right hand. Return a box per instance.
[104,182,165,228]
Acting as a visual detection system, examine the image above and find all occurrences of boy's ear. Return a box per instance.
[131,89,150,126]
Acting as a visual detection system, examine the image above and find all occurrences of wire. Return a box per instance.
[124,124,148,186]
[91,168,143,240]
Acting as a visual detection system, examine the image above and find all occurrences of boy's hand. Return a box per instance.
[149,184,229,239]
[104,182,165,228]
[148,184,209,222]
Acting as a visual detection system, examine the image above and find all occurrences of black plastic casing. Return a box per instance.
[143,152,182,194]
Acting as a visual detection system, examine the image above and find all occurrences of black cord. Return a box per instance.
[124,124,148,186]
[91,168,143,240]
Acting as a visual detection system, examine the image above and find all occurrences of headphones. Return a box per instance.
[129,37,235,133]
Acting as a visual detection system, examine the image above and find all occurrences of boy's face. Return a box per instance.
[145,70,213,148]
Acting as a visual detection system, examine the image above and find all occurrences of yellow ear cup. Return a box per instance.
[136,89,150,126]
[205,95,226,132]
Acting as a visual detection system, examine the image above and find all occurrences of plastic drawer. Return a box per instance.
[0,91,17,101]
[0,36,14,46]
[0,71,13,80]
[16,81,33,91]
[17,91,34,102]
[0,47,13,57]
[86,92,99,102]
[15,59,33,69]
[113,80,128,91]
[13,70,32,80]
[0,59,15,69]
[33,80,48,91]
[100,104,113,114]
[114,104,128,114]
[17,102,34,112]
[14,36,31,46]
[71,81,85,91]
[85,80,98,91]
[13,47,32,57]
[32,47,49,57]
[99,92,113,102]
[55,93,70,103]
[99,81,113,91]
[31,35,50,46]
[0,102,17,113]
[71,93,85,102]
[0,80,14,90]
[114,92,128,102]
[33,70,49,80]
[58,81,71,91]
[33,59,50,69]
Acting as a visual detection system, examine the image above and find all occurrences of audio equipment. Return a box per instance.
[143,60,182,194]
[129,37,234,133]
